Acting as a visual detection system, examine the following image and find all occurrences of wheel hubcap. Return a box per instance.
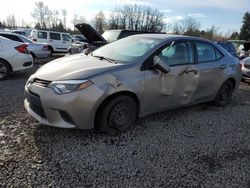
[109,102,131,128]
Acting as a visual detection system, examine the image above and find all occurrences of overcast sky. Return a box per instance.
[0,0,249,33]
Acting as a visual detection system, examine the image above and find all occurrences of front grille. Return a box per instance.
[25,90,46,118]
[244,63,250,69]
[33,78,51,87]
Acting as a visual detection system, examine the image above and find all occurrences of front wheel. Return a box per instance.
[213,80,234,107]
[96,95,137,134]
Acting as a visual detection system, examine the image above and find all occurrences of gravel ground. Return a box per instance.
[0,62,250,187]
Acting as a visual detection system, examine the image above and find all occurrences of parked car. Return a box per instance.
[228,40,246,49]
[68,23,160,55]
[11,30,26,36]
[71,35,88,43]
[0,36,33,80]
[239,41,250,60]
[11,28,32,37]
[24,34,241,133]
[0,32,49,59]
[240,57,250,80]
[29,29,74,56]
[215,41,238,58]
[102,29,160,42]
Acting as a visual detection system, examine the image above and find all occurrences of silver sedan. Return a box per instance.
[240,57,250,80]
[24,35,242,134]
[0,32,49,59]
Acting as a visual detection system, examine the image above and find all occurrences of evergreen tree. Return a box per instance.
[239,12,250,40]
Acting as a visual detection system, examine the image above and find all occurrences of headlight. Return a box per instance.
[49,80,93,94]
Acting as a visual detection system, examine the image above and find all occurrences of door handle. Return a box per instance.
[185,70,199,74]
[49,40,53,42]
[220,64,227,69]
[62,41,66,43]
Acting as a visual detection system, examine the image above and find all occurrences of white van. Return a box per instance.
[30,30,74,56]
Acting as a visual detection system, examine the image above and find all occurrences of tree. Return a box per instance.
[94,11,106,34]
[173,17,201,36]
[239,12,250,40]
[230,32,239,40]
[71,13,86,31]
[31,1,52,29]
[108,4,164,32]
[6,14,16,28]
[61,9,67,28]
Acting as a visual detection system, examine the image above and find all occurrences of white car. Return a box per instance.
[0,32,50,59]
[29,29,74,56]
[0,36,33,80]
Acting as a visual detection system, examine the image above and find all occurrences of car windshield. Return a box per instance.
[92,36,162,63]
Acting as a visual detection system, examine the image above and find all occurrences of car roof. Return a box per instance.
[129,34,214,43]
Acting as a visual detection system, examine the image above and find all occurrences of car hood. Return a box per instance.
[75,23,107,45]
[34,53,122,81]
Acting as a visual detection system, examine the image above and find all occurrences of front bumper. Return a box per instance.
[33,51,50,59]
[24,82,104,129]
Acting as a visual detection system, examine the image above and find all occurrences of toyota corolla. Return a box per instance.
[24,34,242,133]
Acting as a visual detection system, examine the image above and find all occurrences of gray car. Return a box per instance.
[24,35,241,133]
[0,32,49,59]
[240,57,250,80]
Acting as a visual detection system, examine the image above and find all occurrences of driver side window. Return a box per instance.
[157,42,194,66]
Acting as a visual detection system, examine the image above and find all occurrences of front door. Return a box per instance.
[143,41,200,116]
[62,34,73,51]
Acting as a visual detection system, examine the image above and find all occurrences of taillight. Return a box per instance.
[33,39,37,42]
[42,45,48,51]
[15,44,29,54]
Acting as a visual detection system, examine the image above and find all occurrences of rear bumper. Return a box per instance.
[33,51,50,59]
[8,53,33,71]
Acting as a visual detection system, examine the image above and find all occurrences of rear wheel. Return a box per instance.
[96,95,137,134]
[0,60,10,80]
[213,80,234,107]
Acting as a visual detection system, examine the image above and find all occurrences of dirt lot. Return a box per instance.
[0,59,250,187]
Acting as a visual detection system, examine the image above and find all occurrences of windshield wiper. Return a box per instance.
[92,55,117,64]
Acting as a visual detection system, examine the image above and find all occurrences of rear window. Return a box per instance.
[228,43,236,52]
[50,33,61,40]
[196,42,222,63]
[0,34,23,42]
[38,31,47,39]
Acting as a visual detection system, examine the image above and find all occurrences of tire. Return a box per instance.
[213,80,234,107]
[48,46,53,57]
[31,52,36,62]
[0,60,10,80]
[96,95,137,134]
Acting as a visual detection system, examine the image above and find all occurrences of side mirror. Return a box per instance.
[153,55,170,74]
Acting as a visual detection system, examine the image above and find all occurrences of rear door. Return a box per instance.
[143,41,200,115]
[36,31,48,43]
[193,41,225,102]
